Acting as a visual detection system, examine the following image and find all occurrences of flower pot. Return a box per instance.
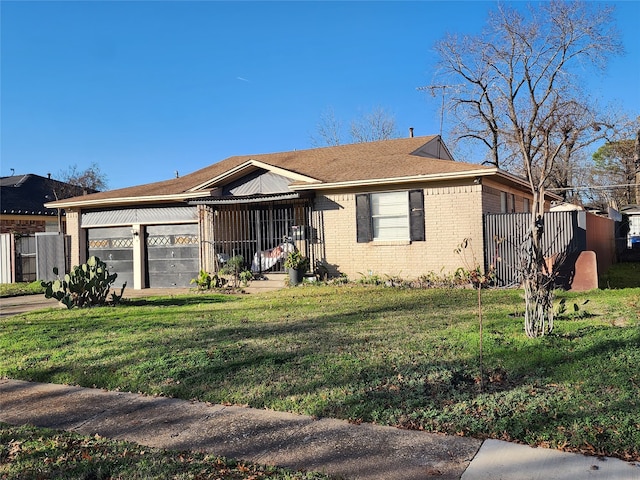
[288,267,304,286]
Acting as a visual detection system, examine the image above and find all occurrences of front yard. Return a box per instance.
[1,284,639,462]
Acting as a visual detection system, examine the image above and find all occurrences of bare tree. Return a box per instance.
[310,107,344,147]
[58,162,108,192]
[349,106,398,143]
[590,124,640,208]
[310,106,399,146]
[434,0,622,337]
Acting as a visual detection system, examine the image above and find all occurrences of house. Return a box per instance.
[46,135,546,289]
[0,174,96,283]
[621,205,640,249]
[0,173,90,234]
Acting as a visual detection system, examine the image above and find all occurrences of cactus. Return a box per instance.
[41,256,127,309]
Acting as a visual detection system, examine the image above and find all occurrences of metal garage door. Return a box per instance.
[146,224,199,288]
[87,226,134,288]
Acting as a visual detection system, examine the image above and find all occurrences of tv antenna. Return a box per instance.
[416,84,464,139]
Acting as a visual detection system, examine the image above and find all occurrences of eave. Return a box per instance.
[289,168,500,191]
[44,191,214,209]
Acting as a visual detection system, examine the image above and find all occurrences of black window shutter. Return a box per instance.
[409,189,425,242]
[355,194,372,243]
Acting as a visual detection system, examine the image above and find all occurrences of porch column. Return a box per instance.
[198,205,216,273]
[65,208,86,268]
[132,224,146,289]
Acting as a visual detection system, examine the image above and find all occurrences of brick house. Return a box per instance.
[0,174,90,234]
[47,136,546,289]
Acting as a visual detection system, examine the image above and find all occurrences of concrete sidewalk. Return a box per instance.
[1,379,638,480]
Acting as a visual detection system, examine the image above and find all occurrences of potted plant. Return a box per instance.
[284,251,309,285]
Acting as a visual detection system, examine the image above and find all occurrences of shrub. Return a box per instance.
[41,256,126,309]
[190,270,224,290]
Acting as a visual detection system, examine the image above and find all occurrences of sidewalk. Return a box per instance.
[1,379,638,480]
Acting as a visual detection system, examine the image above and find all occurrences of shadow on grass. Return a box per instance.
[121,294,240,308]
[5,286,639,459]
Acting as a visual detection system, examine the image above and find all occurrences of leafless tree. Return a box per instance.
[58,162,108,192]
[310,107,344,147]
[349,106,398,143]
[310,106,399,146]
[434,0,623,337]
[588,118,640,208]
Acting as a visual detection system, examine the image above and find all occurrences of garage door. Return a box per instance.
[87,226,134,289]
[146,224,199,288]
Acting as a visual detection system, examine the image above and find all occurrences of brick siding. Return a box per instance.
[313,182,486,280]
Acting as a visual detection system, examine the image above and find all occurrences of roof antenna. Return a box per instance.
[10,168,15,175]
[416,84,464,158]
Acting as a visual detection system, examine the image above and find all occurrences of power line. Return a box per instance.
[547,183,639,191]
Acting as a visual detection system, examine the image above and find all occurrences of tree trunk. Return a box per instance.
[635,130,640,205]
[522,190,555,338]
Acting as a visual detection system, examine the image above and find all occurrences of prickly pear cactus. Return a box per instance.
[41,256,127,309]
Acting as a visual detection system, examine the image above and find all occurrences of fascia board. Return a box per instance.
[188,159,320,192]
[289,169,498,191]
[44,191,213,209]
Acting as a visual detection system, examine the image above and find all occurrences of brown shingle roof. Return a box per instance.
[48,136,497,208]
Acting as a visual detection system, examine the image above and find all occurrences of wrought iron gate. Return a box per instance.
[211,201,313,274]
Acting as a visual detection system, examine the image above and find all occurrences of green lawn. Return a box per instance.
[0,423,330,480]
[0,281,44,298]
[1,284,639,463]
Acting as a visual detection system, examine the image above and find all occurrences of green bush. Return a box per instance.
[190,270,224,290]
[41,256,126,309]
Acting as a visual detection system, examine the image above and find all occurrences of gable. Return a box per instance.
[410,137,454,160]
[222,169,293,196]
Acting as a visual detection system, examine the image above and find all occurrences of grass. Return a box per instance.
[0,281,44,298]
[600,261,640,289]
[0,423,331,480]
[1,280,639,464]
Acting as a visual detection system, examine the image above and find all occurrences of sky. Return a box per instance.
[2,1,639,191]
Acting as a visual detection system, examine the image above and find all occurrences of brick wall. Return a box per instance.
[0,215,64,235]
[312,181,485,280]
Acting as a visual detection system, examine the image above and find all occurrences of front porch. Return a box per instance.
[194,195,318,277]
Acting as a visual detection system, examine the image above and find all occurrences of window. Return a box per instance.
[356,190,425,243]
[500,192,507,213]
[524,198,530,213]
[371,191,409,240]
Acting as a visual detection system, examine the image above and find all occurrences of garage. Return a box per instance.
[146,224,199,288]
[87,226,134,288]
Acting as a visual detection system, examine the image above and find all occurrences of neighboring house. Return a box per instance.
[0,173,90,234]
[621,205,640,249]
[46,135,548,289]
[0,174,95,283]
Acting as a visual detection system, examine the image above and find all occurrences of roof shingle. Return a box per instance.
[48,136,495,207]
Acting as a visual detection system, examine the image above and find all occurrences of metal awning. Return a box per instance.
[188,191,314,205]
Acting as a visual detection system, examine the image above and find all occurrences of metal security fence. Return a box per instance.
[210,201,314,275]
[484,211,588,287]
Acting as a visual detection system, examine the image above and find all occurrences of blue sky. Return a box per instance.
[2,1,639,190]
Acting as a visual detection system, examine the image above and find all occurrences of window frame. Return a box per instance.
[356,189,425,243]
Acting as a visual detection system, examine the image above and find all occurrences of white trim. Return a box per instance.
[44,191,213,209]
[290,169,499,191]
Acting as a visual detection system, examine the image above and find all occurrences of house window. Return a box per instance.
[524,198,530,213]
[500,192,507,213]
[356,190,425,243]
